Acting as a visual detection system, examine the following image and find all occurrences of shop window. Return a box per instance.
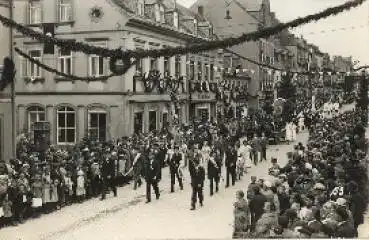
[162,112,168,129]
[175,55,181,78]
[188,60,195,80]
[28,106,46,131]
[197,108,209,122]
[164,56,170,75]
[134,112,143,134]
[57,106,76,144]
[149,110,157,132]
[88,110,106,141]
[197,61,202,80]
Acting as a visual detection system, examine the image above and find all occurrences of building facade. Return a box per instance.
[0,1,12,161]
[190,0,262,109]
[12,0,221,148]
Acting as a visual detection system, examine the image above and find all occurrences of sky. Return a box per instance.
[177,0,369,66]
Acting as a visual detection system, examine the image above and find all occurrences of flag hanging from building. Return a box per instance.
[43,23,55,54]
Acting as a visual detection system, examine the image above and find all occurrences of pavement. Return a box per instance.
[0,132,309,240]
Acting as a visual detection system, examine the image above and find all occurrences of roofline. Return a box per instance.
[126,18,210,42]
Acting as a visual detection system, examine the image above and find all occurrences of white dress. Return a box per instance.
[285,123,292,141]
[291,123,297,141]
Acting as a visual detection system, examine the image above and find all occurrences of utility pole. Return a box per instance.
[9,0,15,159]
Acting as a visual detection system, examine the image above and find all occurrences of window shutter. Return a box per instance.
[24,3,29,24]
[70,0,74,21]
[56,0,59,22]
[20,56,27,78]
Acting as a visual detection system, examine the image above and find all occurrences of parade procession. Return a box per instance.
[0,0,368,239]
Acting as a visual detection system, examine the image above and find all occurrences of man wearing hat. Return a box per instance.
[100,148,117,200]
[144,148,161,203]
[168,145,183,193]
[189,157,205,210]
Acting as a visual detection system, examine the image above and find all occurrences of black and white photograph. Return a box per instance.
[0,0,368,239]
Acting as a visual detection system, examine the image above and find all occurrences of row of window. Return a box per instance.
[27,106,107,144]
[28,0,72,24]
[22,47,107,78]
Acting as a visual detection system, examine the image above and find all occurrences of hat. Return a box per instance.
[264,180,272,188]
[313,183,326,190]
[82,147,89,152]
[336,198,347,207]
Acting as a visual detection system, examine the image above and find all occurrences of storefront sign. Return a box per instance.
[198,93,211,100]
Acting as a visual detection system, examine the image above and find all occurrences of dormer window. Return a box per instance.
[137,0,144,16]
[173,10,178,28]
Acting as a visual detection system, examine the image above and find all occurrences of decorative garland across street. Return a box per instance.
[0,0,365,76]
[15,47,118,81]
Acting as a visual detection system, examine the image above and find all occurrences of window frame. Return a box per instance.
[59,0,72,22]
[27,49,42,78]
[29,0,42,24]
[58,48,73,75]
[197,61,202,81]
[87,110,107,142]
[56,106,76,145]
[88,42,107,77]
[175,55,181,78]
[164,56,170,75]
[27,106,46,131]
[148,110,157,132]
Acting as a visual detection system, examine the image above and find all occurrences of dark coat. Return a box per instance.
[189,162,205,187]
[144,154,161,181]
[249,193,267,219]
[101,156,115,179]
[225,149,237,169]
[208,155,222,179]
[169,153,182,170]
[336,221,356,238]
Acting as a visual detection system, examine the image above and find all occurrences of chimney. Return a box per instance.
[198,5,204,17]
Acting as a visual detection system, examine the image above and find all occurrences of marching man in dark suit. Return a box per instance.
[189,155,205,210]
[225,145,237,188]
[168,145,184,193]
[208,149,222,196]
[145,149,161,203]
[100,148,117,200]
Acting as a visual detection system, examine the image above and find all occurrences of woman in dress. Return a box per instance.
[233,190,250,238]
[285,122,292,142]
[76,169,86,203]
[41,167,52,213]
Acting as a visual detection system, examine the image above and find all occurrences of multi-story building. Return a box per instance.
[11,0,220,148]
[190,0,262,109]
[0,1,12,161]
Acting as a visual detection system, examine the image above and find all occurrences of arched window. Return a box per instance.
[57,106,76,144]
[27,106,46,131]
[87,108,107,141]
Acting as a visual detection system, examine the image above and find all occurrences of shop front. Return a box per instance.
[128,94,187,135]
[190,92,216,122]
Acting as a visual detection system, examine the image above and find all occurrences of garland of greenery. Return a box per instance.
[0,0,364,76]
[15,47,117,81]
